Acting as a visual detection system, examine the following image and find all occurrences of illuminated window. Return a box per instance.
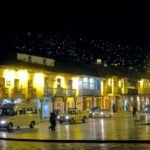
[82,77,97,90]
[90,78,94,89]
[57,78,61,88]
[83,77,90,89]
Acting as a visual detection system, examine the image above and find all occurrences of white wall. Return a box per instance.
[17,53,55,67]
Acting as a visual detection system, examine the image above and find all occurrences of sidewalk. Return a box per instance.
[113,111,132,115]
[39,118,49,122]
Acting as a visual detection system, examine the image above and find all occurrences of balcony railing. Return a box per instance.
[43,87,76,97]
[128,88,138,95]
[44,87,53,97]
[79,89,100,96]
[67,89,76,96]
[28,87,37,99]
[11,88,25,99]
[0,88,9,98]
[53,88,67,96]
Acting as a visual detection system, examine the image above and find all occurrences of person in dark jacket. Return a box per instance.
[133,106,137,118]
[48,112,57,131]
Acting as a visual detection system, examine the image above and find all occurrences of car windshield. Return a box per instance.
[96,109,109,112]
[90,107,100,111]
[0,108,13,116]
[67,109,77,114]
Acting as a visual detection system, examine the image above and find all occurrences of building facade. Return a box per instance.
[0,53,150,118]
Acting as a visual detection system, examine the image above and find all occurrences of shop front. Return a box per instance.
[66,97,75,110]
[76,97,83,110]
[54,97,65,114]
[137,95,150,111]
[102,95,110,110]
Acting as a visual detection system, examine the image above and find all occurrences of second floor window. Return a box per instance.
[57,78,61,88]
[83,77,90,89]
[82,77,97,90]
[43,59,46,65]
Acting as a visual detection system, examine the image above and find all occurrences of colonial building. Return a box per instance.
[0,53,150,118]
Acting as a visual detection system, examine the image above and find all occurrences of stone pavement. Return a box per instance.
[1,140,150,150]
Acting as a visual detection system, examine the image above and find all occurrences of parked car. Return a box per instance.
[144,104,150,111]
[87,107,101,117]
[57,108,88,124]
[91,108,113,118]
[135,106,150,124]
[0,102,39,131]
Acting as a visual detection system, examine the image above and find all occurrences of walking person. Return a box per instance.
[133,106,137,118]
[48,111,57,131]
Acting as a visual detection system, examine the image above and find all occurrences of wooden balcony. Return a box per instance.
[43,87,53,97]
[44,87,76,97]
[79,89,100,96]
[54,88,67,97]
[28,87,37,99]
[11,88,25,99]
[67,89,76,96]
[128,88,138,95]
[0,88,9,98]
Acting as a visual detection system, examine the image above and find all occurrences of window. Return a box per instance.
[12,109,17,116]
[83,77,90,89]
[31,108,37,114]
[57,78,61,88]
[90,78,94,89]
[43,59,46,65]
[83,77,97,90]
[19,108,26,115]
[68,80,72,89]
[0,108,13,115]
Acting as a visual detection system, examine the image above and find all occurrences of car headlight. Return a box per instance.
[1,120,6,124]
[66,116,69,119]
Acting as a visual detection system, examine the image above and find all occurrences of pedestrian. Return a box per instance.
[133,106,137,118]
[48,111,57,131]
[112,104,116,112]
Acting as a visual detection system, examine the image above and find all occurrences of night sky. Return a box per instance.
[0,1,150,48]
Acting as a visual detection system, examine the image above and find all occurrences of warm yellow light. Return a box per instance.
[4,70,16,80]
[4,70,16,87]
[18,70,28,81]
[139,79,144,87]
[108,78,112,86]
[72,77,79,89]
[96,59,102,64]
[118,80,121,87]
[34,73,44,87]
[54,75,66,88]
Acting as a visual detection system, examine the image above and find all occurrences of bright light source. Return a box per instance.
[18,70,28,81]
[34,73,44,87]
